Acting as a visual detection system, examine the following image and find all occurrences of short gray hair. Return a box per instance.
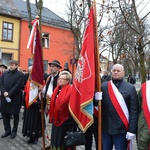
[59,71,72,82]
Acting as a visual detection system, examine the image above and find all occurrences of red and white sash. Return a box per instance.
[108,81,133,150]
[108,80,129,129]
[141,80,150,130]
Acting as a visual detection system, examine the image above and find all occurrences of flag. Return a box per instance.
[31,28,44,86]
[69,6,95,132]
[25,24,44,107]
[27,19,39,54]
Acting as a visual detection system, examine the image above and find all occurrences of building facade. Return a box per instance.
[0,0,74,73]
[0,0,22,66]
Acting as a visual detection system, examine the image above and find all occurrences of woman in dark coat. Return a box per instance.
[22,95,42,144]
[22,66,43,144]
[49,71,75,150]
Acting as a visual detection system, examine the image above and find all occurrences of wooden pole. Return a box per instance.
[40,93,45,150]
[72,40,75,78]
[93,1,102,150]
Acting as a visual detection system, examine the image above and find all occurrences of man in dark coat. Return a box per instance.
[96,64,139,150]
[43,60,62,107]
[0,60,24,139]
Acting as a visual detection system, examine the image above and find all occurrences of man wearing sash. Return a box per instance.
[100,64,138,150]
[137,80,150,150]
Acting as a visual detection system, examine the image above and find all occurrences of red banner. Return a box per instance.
[69,6,95,132]
[31,28,44,86]
[25,24,44,107]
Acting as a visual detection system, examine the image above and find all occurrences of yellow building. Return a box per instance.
[0,0,21,66]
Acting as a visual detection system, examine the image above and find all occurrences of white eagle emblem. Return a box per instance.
[74,55,85,83]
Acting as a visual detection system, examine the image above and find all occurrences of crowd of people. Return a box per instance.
[0,60,150,150]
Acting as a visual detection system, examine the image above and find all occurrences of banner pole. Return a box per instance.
[40,93,45,150]
[93,1,102,150]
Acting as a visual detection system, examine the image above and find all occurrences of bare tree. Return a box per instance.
[66,0,90,58]
[96,0,150,83]
[26,0,32,31]
[26,0,43,31]
[118,0,150,83]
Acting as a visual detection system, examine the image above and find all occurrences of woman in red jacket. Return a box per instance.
[49,70,75,150]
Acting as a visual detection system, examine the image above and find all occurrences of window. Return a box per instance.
[42,32,49,48]
[28,59,48,73]
[2,22,13,41]
[1,53,12,66]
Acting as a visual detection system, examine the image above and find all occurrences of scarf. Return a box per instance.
[49,84,72,126]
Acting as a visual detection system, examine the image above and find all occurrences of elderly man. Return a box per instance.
[97,64,139,150]
[0,60,24,139]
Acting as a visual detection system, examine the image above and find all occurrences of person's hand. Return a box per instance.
[38,85,43,91]
[3,92,8,97]
[45,105,50,114]
[95,92,102,101]
[126,132,135,140]
[21,106,25,109]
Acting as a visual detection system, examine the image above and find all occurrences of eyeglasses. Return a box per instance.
[58,78,68,81]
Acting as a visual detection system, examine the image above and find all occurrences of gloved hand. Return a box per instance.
[126,132,135,140]
[5,97,11,103]
[95,92,102,101]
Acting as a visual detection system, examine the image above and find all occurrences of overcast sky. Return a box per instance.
[28,0,150,59]
[28,0,150,18]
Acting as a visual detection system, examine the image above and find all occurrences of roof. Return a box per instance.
[0,0,22,18]
[13,0,70,29]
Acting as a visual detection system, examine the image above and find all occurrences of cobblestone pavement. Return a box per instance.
[0,111,138,150]
[0,110,87,150]
[0,82,140,150]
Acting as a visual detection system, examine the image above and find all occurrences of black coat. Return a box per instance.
[101,79,139,134]
[0,68,24,114]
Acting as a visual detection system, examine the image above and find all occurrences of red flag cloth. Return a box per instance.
[69,6,95,132]
[31,28,44,86]
[26,26,44,107]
